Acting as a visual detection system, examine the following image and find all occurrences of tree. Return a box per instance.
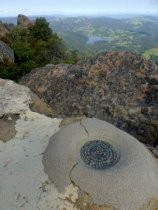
[1,17,79,80]
[150,55,158,64]
[6,27,36,72]
[29,18,67,65]
[29,17,52,41]
[37,36,67,64]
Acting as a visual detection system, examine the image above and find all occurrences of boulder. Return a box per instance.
[20,51,158,146]
[0,78,158,210]
[0,21,9,37]
[0,40,14,63]
[43,117,158,210]
[17,14,32,28]
[0,79,63,210]
[0,21,15,38]
[0,78,56,142]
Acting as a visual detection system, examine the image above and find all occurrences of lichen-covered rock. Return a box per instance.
[0,40,14,63]
[20,51,158,146]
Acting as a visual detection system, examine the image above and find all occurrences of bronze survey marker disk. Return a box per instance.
[80,140,120,169]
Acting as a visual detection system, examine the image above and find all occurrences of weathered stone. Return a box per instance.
[0,114,19,142]
[0,78,158,210]
[0,78,56,143]
[75,192,115,210]
[0,21,14,38]
[141,198,158,210]
[17,14,32,28]
[146,144,158,158]
[0,78,62,210]
[60,117,85,127]
[90,204,116,210]
[0,78,31,117]
[29,91,56,117]
[43,118,158,210]
[20,51,158,147]
[0,40,14,63]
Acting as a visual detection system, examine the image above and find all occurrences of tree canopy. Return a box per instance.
[0,17,79,81]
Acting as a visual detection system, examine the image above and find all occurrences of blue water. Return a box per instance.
[87,36,112,45]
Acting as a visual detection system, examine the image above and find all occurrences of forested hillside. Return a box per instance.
[49,16,158,62]
[0,16,78,80]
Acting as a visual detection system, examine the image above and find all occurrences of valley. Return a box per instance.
[48,15,158,62]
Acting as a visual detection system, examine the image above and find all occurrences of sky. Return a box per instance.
[0,0,158,17]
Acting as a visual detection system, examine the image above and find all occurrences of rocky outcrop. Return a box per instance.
[20,51,158,146]
[0,40,14,63]
[0,21,14,38]
[0,78,56,142]
[17,14,32,28]
[0,79,116,210]
[0,21,9,37]
[0,78,158,210]
[0,78,64,210]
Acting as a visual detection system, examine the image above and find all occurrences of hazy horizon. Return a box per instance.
[0,0,158,17]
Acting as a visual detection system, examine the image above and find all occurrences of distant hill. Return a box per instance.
[0,15,77,81]
[2,15,158,62]
[0,17,17,24]
[47,15,158,62]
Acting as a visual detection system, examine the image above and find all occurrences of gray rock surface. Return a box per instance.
[43,118,158,210]
[0,21,14,37]
[0,78,56,142]
[0,114,19,142]
[17,14,32,28]
[0,40,14,63]
[0,78,76,210]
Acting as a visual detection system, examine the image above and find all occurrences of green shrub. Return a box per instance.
[1,17,79,81]
[0,63,20,81]
[29,17,52,41]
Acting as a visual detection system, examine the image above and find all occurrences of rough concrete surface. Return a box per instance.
[43,118,158,210]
